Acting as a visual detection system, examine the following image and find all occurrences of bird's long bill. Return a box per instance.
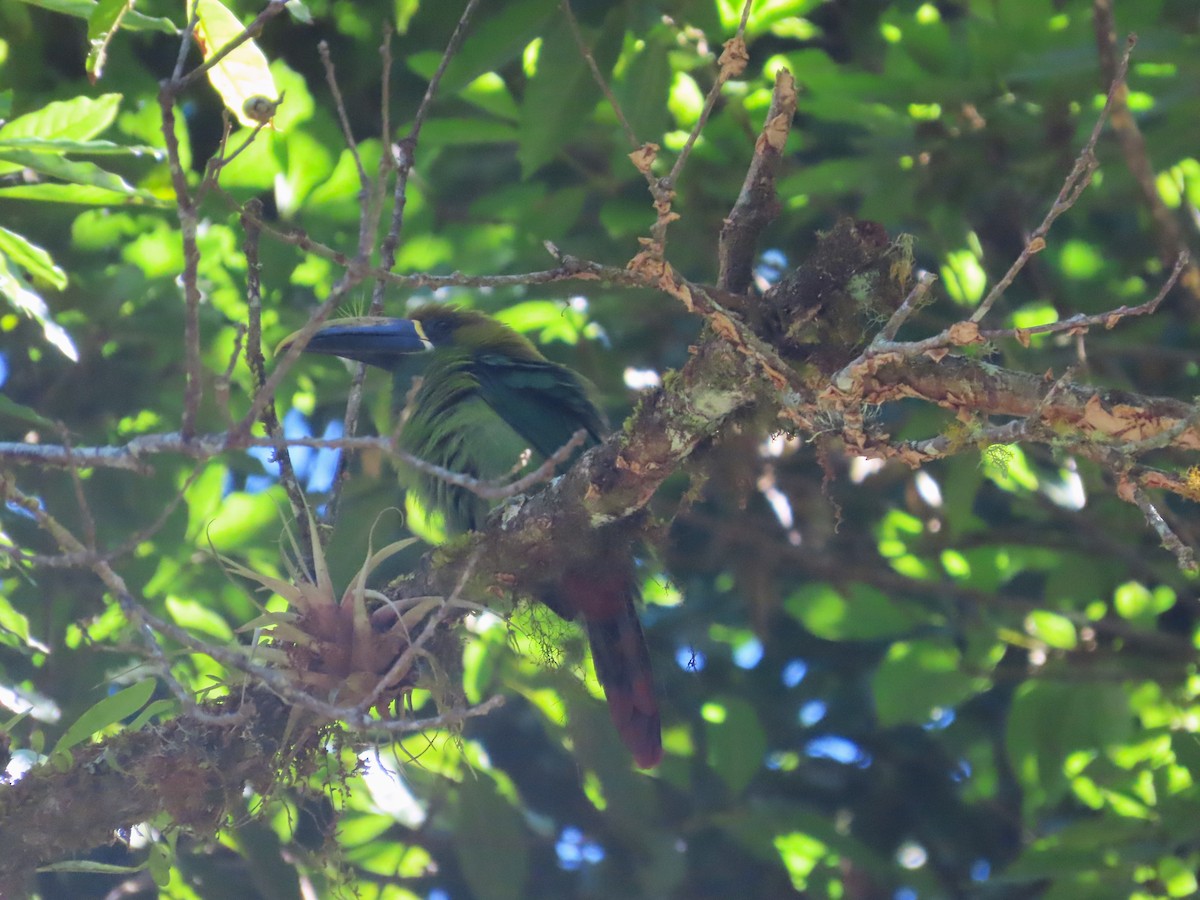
[275,317,432,368]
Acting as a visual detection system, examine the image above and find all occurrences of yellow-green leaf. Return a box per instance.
[194,0,278,129]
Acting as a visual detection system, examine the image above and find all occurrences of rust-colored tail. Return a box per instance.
[547,568,662,769]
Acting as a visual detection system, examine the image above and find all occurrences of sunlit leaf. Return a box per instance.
[0,148,160,201]
[0,93,122,144]
[517,6,625,177]
[0,247,78,360]
[51,680,156,755]
[194,0,278,129]
[13,0,177,33]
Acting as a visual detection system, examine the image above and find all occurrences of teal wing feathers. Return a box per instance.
[471,353,607,457]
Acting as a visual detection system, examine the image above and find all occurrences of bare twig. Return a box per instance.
[0,475,235,724]
[214,323,246,424]
[1093,3,1200,301]
[1122,478,1197,572]
[969,33,1135,324]
[170,0,202,83]
[980,251,1187,345]
[560,0,643,156]
[242,200,315,569]
[318,40,368,190]
[157,90,203,439]
[663,0,753,193]
[58,426,98,552]
[876,271,938,344]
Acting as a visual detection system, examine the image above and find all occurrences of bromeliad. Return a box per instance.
[281,306,662,768]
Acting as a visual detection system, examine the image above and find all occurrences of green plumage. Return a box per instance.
[394,307,605,534]
[285,304,662,768]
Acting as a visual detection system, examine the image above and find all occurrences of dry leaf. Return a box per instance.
[947,321,983,345]
[628,142,659,174]
[718,36,749,78]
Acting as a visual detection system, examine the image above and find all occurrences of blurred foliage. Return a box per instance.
[2,0,1200,898]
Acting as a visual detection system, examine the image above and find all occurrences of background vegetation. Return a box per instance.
[1,0,1200,897]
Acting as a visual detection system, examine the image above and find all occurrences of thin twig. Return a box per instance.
[0,475,229,723]
[58,426,98,552]
[969,34,1135,324]
[1093,4,1200,301]
[560,0,643,156]
[876,271,937,343]
[242,200,315,570]
[170,0,203,83]
[980,251,1187,344]
[331,1,482,529]
[170,0,290,94]
[663,0,753,192]
[318,40,368,190]
[1124,479,1196,572]
[156,90,204,440]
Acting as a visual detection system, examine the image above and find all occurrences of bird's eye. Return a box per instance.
[422,318,453,344]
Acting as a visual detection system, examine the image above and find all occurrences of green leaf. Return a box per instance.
[166,595,234,640]
[417,117,519,147]
[0,392,55,429]
[872,641,984,726]
[52,679,156,755]
[147,841,173,888]
[453,772,530,900]
[614,38,672,143]
[0,137,164,157]
[433,0,561,96]
[785,583,918,640]
[0,226,66,289]
[13,0,177,32]
[204,487,287,549]
[86,0,133,81]
[0,148,160,202]
[38,861,149,875]
[0,183,168,205]
[0,592,43,650]
[194,0,279,129]
[1026,610,1077,650]
[0,248,78,360]
[705,696,767,794]
[0,93,122,146]
[518,6,625,177]
[127,699,177,732]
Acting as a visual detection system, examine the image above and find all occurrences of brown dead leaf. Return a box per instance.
[758,112,791,154]
[924,347,950,363]
[1015,328,1031,348]
[718,36,749,78]
[628,142,659,175]
[947,321,983,345]
[1116,474,1136,503]
[1027,236,1047,254]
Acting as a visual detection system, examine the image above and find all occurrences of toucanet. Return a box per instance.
[281,306,662,768]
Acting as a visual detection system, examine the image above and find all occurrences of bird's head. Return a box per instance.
[276,305,542,370]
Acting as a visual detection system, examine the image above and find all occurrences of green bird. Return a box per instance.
[283,305,662,768]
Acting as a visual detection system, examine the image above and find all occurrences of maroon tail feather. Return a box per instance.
[557,569,662,769]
